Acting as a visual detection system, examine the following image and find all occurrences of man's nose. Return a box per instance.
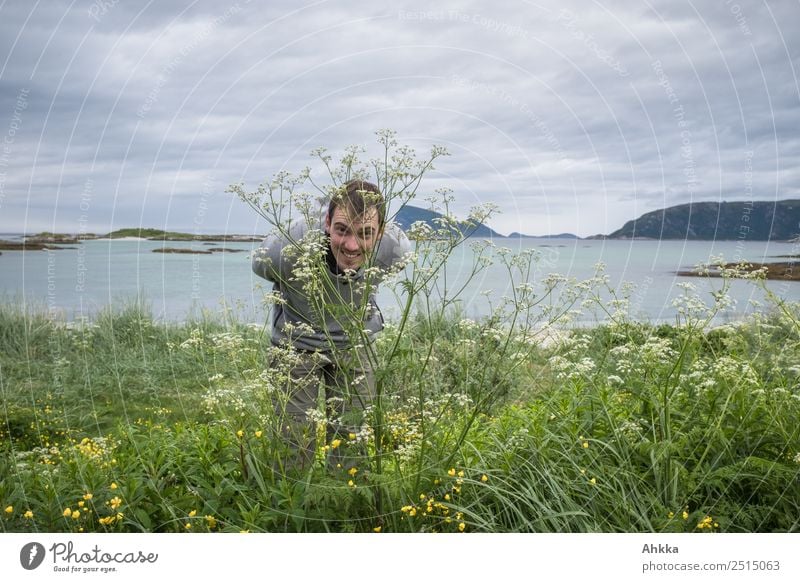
[343,235,360,251]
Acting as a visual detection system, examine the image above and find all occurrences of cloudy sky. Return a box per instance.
[1,0,798,237]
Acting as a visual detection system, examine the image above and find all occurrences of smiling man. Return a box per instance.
[252,179,410,470]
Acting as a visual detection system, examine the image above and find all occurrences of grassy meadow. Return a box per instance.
[1,287,799,534]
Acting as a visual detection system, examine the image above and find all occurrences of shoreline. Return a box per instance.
[676,260,800,282]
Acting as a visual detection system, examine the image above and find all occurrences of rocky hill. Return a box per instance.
[394,205,503,238]
[606,200,800,240]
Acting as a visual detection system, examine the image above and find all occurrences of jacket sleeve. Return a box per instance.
[252,230,289,283]
[252,219,317,282]
[374,221,411,269]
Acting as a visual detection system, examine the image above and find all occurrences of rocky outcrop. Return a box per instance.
[608,200,800,241]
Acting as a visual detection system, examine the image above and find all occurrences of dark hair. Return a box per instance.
[328,179,386,230]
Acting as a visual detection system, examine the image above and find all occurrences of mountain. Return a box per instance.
[606,200,800,241]
[394,205,503,238]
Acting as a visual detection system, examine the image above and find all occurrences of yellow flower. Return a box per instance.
[331,439,342,449]
[401,505,413,513]
[63,508,72,517]
[373,526,382,533]
[348,433,356,440]
[83,493,93,501]
[682,511,689,520]
[78,501,85,508]
[347,480,355,488]
[589,477,596,485]
[668,512,674,519]
[71,510,81,520]
[24,510,33,519]
[480,474,488,483]
[458,522,466,532]
[99,513,123,526]
[434,479,440,485]
[4,506,12,515]
[447,468,456,477]
[109,483,118,490]
[444,494,451,501]
[347,467,358,477]
[236,430,244,438]
[254,430,263,438]
[109,497,122,510]
[188,510,197,517]
[419,493,426,500]
[205,515,217,529]
[185,522,192,530]
[696,516,714,530]
[409,507,417,517]
[457,470,464,478]
[582,441,589,449]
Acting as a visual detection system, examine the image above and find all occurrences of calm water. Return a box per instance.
[1,236,798,324]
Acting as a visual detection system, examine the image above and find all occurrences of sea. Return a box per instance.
[1,234,799,326]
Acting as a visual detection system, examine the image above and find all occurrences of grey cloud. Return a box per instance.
[1,0,798,238]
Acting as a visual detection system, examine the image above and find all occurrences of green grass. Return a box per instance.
[1,299,799,533]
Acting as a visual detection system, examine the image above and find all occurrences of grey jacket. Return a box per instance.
[252,216,410,351]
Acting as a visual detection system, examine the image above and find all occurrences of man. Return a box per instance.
[252,179,410,470]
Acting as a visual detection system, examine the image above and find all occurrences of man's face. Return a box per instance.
[325,206,382,271]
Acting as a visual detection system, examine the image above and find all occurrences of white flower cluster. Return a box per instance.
[180,328,205,349]
[542,273,569,288]
[481,326,505,342]
[711,356,760,388]
[466,202,499,225]
[606,336,677,377]
[684,360,716,391]
[15,446,62,475]
[285,228,329,297]
[209,332,245,353]
[640,336,677,366]
[618,419,644,442]
[304,407,327,427]
[457,318,479,333]
[548,354,596,381]
[407,220,434,242]
[202,386,249,417]
[504,426,530,449]
[261,291,287,307]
